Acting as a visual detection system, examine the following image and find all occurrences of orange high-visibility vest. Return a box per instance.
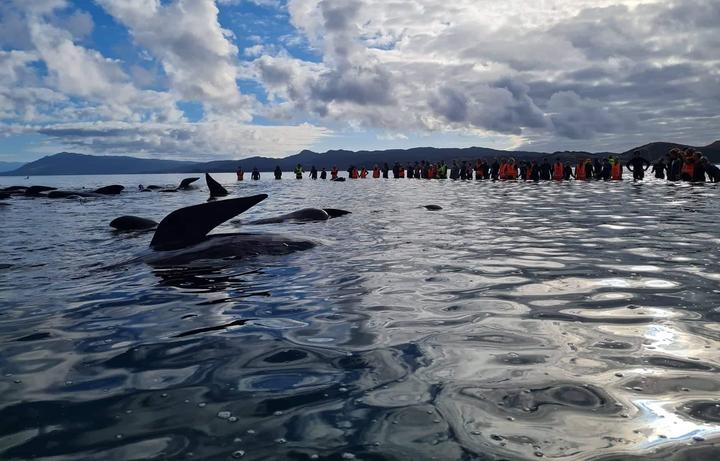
[499,163,507,179]
[399,167,405,178]
[576,163,586,180]
[331,168,338,179]
[351,168,358,179]
[611,162,622,180]
[525,166,533,180]
[553,163,564,180]
[681,162,695,180]
[360,168,367,178]
[372,168,380,178]
[505,165,518,179]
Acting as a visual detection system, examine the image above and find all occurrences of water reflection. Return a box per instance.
[1,174,719,460]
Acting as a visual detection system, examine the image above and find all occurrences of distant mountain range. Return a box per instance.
[2,141,718,176]
[0,161,25,173]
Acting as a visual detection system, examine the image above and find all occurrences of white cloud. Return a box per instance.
[96,0,253,119]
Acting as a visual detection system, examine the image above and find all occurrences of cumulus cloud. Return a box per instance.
[96,0,253,119]
[1,0,719,160]
[253,0,720,149]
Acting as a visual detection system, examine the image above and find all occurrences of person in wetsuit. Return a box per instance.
[490,158,500,180]
[626,151,651,180]
[294,164,304,179]
[251,167,260,180]
[406,163,414,179]
[601,159,612,180]
[392,162,400,179]
[563,162,574,180]
[652,157,667,179]
[382,162,389,179]
[310,165,318,180]
[593,159,603,180]
[529,160,540,181]
[320,167,327,179]
[668,149,683,181]
[702,158,720,183]
[450,161,460,180]
[274,165,282,180]
[539,158,551,180]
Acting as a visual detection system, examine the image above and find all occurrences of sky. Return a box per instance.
[0,0,718,162]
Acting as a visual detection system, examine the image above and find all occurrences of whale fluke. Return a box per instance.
[179,177,200,190]
[110,216,158,231]
[150,194,268,251]
[94,185,124,195]
[323,209,351,218]
[206,173,228,197]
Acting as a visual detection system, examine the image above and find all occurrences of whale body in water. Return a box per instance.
[140,195,316,266]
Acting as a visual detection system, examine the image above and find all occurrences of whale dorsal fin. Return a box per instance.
[150,194,267,250]
[206,173,228,197]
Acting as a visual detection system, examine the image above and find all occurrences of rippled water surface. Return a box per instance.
[1,173,720,460]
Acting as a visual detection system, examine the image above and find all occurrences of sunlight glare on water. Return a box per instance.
[1,173,719,460]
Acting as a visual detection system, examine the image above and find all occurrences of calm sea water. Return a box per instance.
[1,173,720,460]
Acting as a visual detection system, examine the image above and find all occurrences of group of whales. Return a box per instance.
[111,174,350,265]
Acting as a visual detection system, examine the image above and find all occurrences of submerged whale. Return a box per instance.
[247,208,351,225]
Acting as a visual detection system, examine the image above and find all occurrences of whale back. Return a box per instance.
[150,194,267,251]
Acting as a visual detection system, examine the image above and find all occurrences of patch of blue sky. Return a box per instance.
[176,101,204,122]
[218,1,320,63]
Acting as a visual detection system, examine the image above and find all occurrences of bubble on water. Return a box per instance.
[232,450,245,458]
[275,438,287,444]
[228,416,238,423]
[246,430,256,435]
[342,453,355,459]
[273,411,283,416]
[197,402,206,408]
[115,434,123,440]
[217,411,231,419]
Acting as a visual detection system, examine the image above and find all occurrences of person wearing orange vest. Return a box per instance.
[360,167,368,178]
[236,167,244,181]
[331,166,338,180]
[350,166,359,179]
[552,159,564,180]
[504,158,518,180]
[609,156,623,180]
[372,165,381,178]
[680,155,695,181]
[399,166,405,178]
[498,159,508,179]
[576,160,587,180]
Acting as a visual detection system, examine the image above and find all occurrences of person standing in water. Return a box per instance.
[294,163,304,179]
[310,165,318,180]
[552,158,564,181]
[609,156,623,180]
[652,157,667,179]
[320,167,327,179]
[251,167,260,180]
[626,151,651,180]
[372,164,381,178]
[382,162,390,179]
[490,158,500,180]
[331,165,339,180]
[274,165,282,180]
[236,166,244,181]
[539,158,552,180]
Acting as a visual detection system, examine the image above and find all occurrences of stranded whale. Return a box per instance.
[144,194,316,265]
[247,208,351,225]
[110,195,350,266]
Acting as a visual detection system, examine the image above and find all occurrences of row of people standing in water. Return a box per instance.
[234,148,720,183]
